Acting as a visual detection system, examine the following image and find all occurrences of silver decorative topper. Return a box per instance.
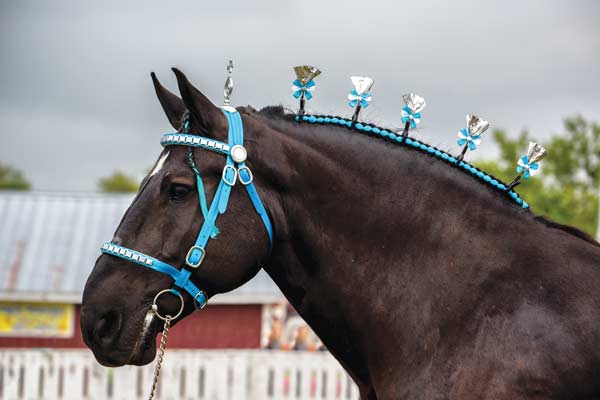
[402,93,427,114]
[351,76,374,95]
[401,93,426,138]
[526,141,547,164]
[294,65,321,85]
[456,114,490,162]
[348,76,374,125]
[507,141,547,190]
[223,60,234,106]
[466,114,490,136]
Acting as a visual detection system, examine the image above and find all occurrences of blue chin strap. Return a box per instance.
[101,107,273,313]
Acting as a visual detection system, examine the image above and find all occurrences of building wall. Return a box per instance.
[0,304,262,349]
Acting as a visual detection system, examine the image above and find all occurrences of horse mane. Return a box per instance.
[249,105,600,249]
[254,105,520,203]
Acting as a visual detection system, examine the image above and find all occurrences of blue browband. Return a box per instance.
[101,107,273,311]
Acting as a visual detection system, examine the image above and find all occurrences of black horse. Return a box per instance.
[81,69,600,399]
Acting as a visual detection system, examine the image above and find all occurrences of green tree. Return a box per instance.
[99,171,139,193]
[475,115,600,236]
[0,163,31,190]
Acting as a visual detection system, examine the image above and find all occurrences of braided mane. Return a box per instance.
[254,106,529,210]
[253,106,600,248]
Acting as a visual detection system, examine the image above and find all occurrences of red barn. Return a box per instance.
[0,191,284,350]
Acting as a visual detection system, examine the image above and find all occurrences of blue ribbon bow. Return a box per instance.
[292,79,315,100]
[348,90,372,108]
[457,128,482,151]
[400,106,422,129]
[516,156,540,179]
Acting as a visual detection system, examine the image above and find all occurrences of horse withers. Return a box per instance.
[81,69,600,399]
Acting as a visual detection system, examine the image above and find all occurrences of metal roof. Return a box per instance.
[0,191,282,304]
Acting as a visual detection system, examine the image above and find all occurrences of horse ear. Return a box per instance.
[172,68,226,137]
[151,72,187,130]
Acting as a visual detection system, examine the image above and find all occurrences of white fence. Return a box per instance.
[0,350,359,400]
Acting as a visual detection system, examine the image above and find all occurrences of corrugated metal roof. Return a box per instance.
[0,191,282,304]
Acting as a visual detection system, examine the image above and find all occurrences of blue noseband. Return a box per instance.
[101,107,273,312]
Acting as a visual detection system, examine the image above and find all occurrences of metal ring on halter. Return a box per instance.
[193,290,208,310]
[152,289,185,321]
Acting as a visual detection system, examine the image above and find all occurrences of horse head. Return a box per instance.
[80,69,272,367]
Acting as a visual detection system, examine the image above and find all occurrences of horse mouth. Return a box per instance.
[128,309,160,366]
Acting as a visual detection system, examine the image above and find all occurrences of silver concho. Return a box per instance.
[230,145,247,163]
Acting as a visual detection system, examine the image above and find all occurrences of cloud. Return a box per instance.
[1,0,599,190]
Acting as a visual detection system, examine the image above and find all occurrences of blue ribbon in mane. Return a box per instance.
[292,79,315,100]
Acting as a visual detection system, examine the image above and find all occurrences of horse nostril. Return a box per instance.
[93,311,122,346]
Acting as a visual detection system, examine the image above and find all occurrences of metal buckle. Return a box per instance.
[193,291,208,310]
[185,246,205,268]
[238,166,254,185]
[152,289,185,321]
[222,165,237,186]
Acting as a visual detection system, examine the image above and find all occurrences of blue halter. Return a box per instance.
[100,107,273,312]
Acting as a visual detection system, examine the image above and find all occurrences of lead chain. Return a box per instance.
[148,315,171,400]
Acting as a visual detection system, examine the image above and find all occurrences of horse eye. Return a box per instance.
[169,183,193,200]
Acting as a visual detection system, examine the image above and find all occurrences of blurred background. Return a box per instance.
[1,0,599,398]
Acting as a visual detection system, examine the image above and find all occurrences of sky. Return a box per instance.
[1,0,599,191]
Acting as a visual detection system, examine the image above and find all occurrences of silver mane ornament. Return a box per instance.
[402,93,427,114]
[294,65,321,85]
[526,141,547,164]
[401,93,427,138]
[293,65,321,116]
[456,114,490,162]
[507,141,547,191]
[466,114,490,136]
[351,76,374,95]
[349,76,374,124]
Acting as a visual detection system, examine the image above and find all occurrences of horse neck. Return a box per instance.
[250,114,528,275]
[246,113,531,383]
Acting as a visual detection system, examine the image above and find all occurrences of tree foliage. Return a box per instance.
[0,163,31,190]
[98,171,139,193]
[475,115,600,236]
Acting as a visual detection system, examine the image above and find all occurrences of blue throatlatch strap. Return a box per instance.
[101,107,273,310]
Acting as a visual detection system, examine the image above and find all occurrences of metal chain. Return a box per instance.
[148,315,171,400]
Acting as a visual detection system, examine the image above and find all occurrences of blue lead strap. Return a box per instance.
[101,107,273,311]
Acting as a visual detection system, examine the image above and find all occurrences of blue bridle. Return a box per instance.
[100,106,273,314]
